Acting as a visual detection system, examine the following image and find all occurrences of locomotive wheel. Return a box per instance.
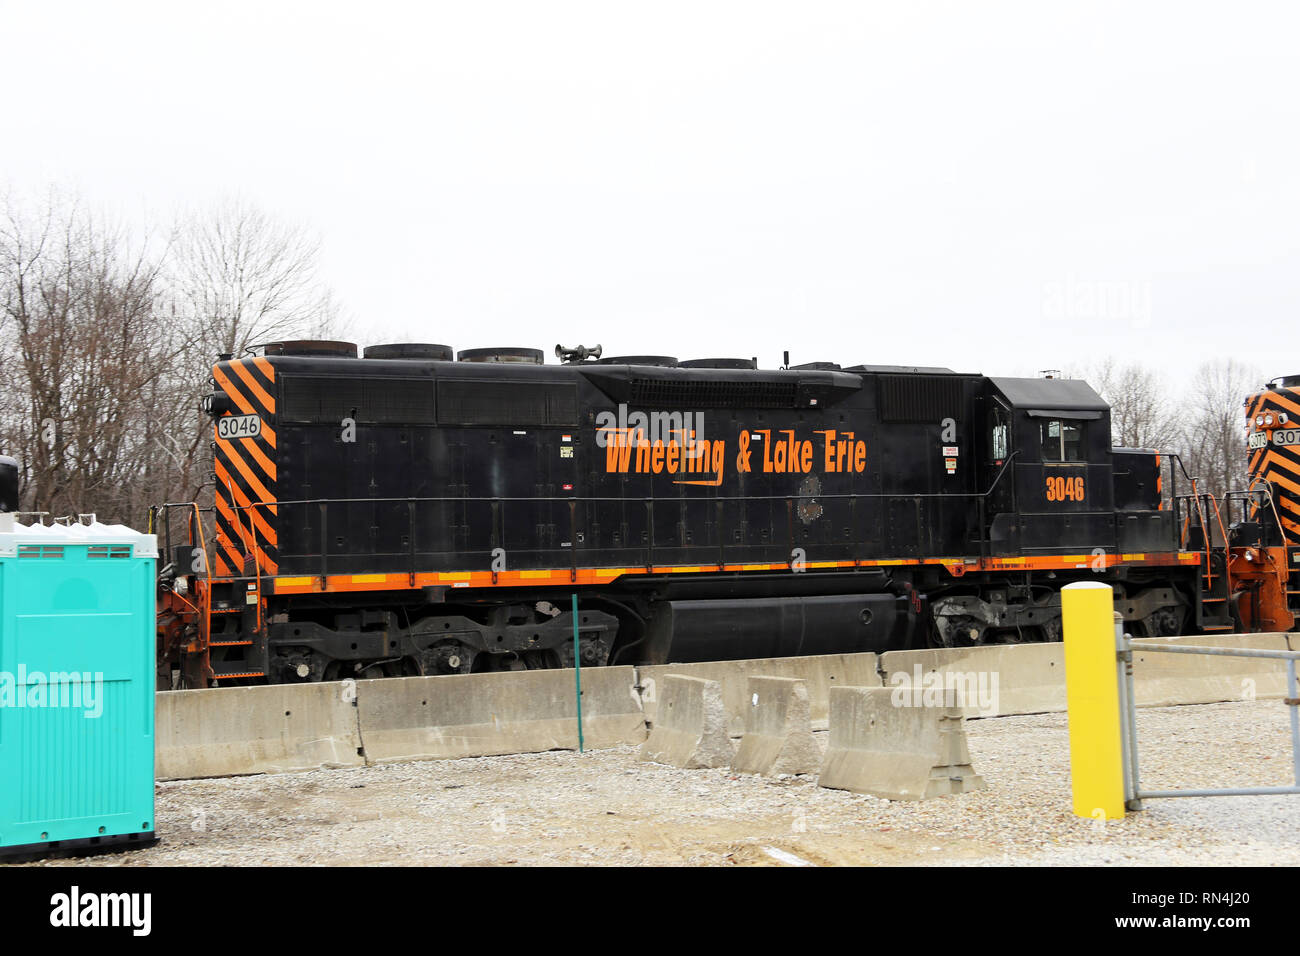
[1138,605,1185,638]
[418,640,475,676]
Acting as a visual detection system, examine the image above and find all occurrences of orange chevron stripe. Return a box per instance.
[1279,507,1300,532]
[213,367,277,448]
[214,552,231,577]
[255,545,278,576]
[232,358,276,414]
[1263,446,1300,474]
[253,356,275,382]
[215,460,278,546]
[1266,389,1300,420]
[213,365,253,414]
[1260,453,1300,496]
[210,425,277,484]
[239,435,276,482]
[217,437,277,514]
[214,489,249,547]
[212,495,247,568]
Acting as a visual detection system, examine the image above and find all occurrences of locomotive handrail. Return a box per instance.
[981,449,1020,499]
[213,489,1028,507]
[202,452,1029,512]
[166,449,1041,577]
[189,449,1042,578]
[1244,477,1293,549]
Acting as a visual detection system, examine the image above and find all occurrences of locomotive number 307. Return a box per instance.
[1045,475,1085,502]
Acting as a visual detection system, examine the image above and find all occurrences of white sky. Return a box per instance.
[2,1,1296,383]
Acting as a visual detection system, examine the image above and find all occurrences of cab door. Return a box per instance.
[983,399,1017,550]
[1016,410,1115,553]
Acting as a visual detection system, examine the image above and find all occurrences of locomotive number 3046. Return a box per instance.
[217,415,262,440]
[1045,475,1085,502]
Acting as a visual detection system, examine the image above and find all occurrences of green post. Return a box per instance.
[572,591,584,753]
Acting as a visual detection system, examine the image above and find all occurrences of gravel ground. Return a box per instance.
[13,699,1300,867]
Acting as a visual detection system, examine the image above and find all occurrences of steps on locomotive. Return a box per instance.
[1196,549,1235,631]
[207,578,265,680]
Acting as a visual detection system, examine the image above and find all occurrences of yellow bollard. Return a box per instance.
[1061,581,1126,821]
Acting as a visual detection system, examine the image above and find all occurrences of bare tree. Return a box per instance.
[1088,358,1179,451]
[167,197,349,506]
[0,190,348,526]
[1176,359,1260,502]
[0,190,185,523]
[172,197,345,360]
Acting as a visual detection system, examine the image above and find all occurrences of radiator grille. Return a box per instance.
[628,378,797,409]
[282,377,436,424]
[436,381,579,426]
[878,375,964,424]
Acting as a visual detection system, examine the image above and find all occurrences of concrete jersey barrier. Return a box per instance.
[156,681,364,780]
[355,666,645,764]
[152,632,1298,780]
[880,633,1296,719]
[732,676,820,777]
[1129,632,1296,706]
[637,652,882,734]
[639,675,734,769]
[879,643,1065,718]
[817,685,986,800]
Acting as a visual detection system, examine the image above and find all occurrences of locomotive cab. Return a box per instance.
[984,377,1115,555]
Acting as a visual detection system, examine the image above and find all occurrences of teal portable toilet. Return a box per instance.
[0,513,158,857]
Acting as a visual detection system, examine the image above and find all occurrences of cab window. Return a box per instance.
[990,406,1010,464]
[1040,419,1084,462]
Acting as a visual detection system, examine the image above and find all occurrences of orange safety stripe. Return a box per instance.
[215,437,278,516]
[231,358,277,414]
[268,551,1203,594]
[253,356,276,381]
[1266,389,1300,420]
[211,423,278,485]
[212,494,248,568]
[239,434,277,482]
[213,365,254,415]
[215,460,279,547]
[213,366,277,448]
[1260,453,1300,496]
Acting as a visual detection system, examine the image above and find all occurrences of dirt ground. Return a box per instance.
[17,699,1300,867]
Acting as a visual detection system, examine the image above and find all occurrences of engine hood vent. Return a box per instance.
[262,340,359,358]
[364,343,454,361]
[457,347,544,365]
[594,355,679,367]
[680,358,757,370]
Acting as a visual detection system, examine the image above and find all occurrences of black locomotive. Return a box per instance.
[155,341,1217,688]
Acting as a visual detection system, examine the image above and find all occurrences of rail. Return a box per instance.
[1062,582,1300,821]
[1116,633,1300,809]
[152,453,1032,586]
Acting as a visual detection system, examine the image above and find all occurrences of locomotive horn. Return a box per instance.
[555,343,603,363]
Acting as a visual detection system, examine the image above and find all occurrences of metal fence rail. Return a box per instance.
[1116,630,1300,810]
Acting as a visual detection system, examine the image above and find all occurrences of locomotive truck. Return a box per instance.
[148,342,1298,689]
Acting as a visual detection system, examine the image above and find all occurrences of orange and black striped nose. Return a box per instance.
[210,357,280,578]
[1246,385,1300,538]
